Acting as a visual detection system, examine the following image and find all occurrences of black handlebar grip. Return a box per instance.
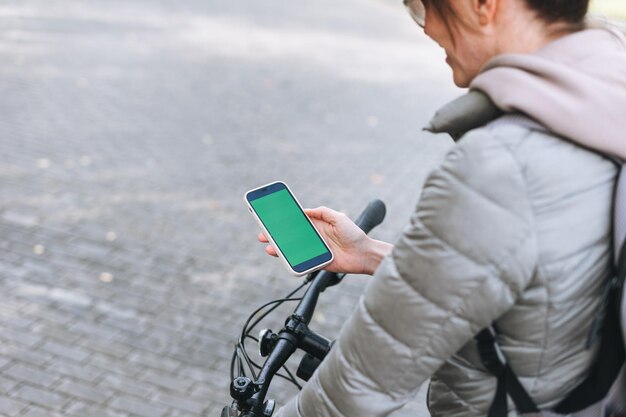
[354,199,386,235]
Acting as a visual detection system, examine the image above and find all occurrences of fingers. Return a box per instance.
[256,232,276,256]
[258,233,276,256]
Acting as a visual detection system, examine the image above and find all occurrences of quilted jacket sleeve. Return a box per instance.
[276,129,538,417]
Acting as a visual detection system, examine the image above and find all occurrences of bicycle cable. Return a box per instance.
[234,301,302,386]
[244,281,308,335]
[230,279,309,388]
[236,296,304,386]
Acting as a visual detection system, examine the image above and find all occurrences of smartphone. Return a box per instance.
[244,181,333,276]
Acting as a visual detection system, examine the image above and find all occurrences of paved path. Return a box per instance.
[0,0,460,415]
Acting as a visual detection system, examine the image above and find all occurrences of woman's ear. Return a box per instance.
[475,0,498,26]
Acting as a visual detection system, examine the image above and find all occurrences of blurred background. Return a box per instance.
[593,0,626,19]
[0,0,624,416]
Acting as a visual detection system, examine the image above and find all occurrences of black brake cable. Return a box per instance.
[244,281,308,336]
[280,363,302,389]
[230,345,244,382]
[231,279,309,388]
[240,296,303,341]
[237,342,259,381]
[236,346,245,378]
[237,296,303,385]
[230,349,237,381]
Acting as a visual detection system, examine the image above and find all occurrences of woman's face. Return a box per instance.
[411,0,569,87]
[421,1,498,87]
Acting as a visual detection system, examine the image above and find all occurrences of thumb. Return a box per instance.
[304,207,324,220]
[305,206,341,225]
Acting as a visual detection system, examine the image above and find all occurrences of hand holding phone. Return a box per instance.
[245,182,334,276]
[254,198,394,276]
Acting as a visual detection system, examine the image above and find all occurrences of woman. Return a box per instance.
[263,0,626,415]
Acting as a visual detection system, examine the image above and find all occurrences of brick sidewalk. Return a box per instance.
[0,0,458,415]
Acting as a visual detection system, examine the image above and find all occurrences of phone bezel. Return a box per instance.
[244,181,333,276]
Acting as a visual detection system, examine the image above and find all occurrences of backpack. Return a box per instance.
[477,115,626,417]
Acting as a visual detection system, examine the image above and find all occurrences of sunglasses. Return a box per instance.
[403,0,426,28]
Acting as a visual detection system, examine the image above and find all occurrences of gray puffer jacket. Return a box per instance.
[276,28,625,417]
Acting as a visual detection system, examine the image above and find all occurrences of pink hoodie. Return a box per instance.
[471,27,626,160]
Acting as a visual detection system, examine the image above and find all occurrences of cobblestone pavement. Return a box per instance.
[0,0,460,416]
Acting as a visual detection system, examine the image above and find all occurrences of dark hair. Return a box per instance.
[425,0,590,25]
[524,0,589,24]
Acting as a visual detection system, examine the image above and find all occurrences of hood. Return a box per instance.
[470,27,626,160]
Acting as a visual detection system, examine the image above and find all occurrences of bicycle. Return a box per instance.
[221,200,387,417]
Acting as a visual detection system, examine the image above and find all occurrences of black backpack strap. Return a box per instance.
[475,326,539,416]
[554,164,626,413]
[477,257,626,417]
[553,242,626,413]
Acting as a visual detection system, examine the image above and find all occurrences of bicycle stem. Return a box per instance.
[246,335,297,414]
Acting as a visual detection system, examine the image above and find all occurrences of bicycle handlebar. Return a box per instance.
[353,199,387,235]
[223,199,387,417]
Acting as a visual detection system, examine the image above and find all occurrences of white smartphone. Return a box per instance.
[244,181,334,276]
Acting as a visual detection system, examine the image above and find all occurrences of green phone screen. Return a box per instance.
[250,189,329,268]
